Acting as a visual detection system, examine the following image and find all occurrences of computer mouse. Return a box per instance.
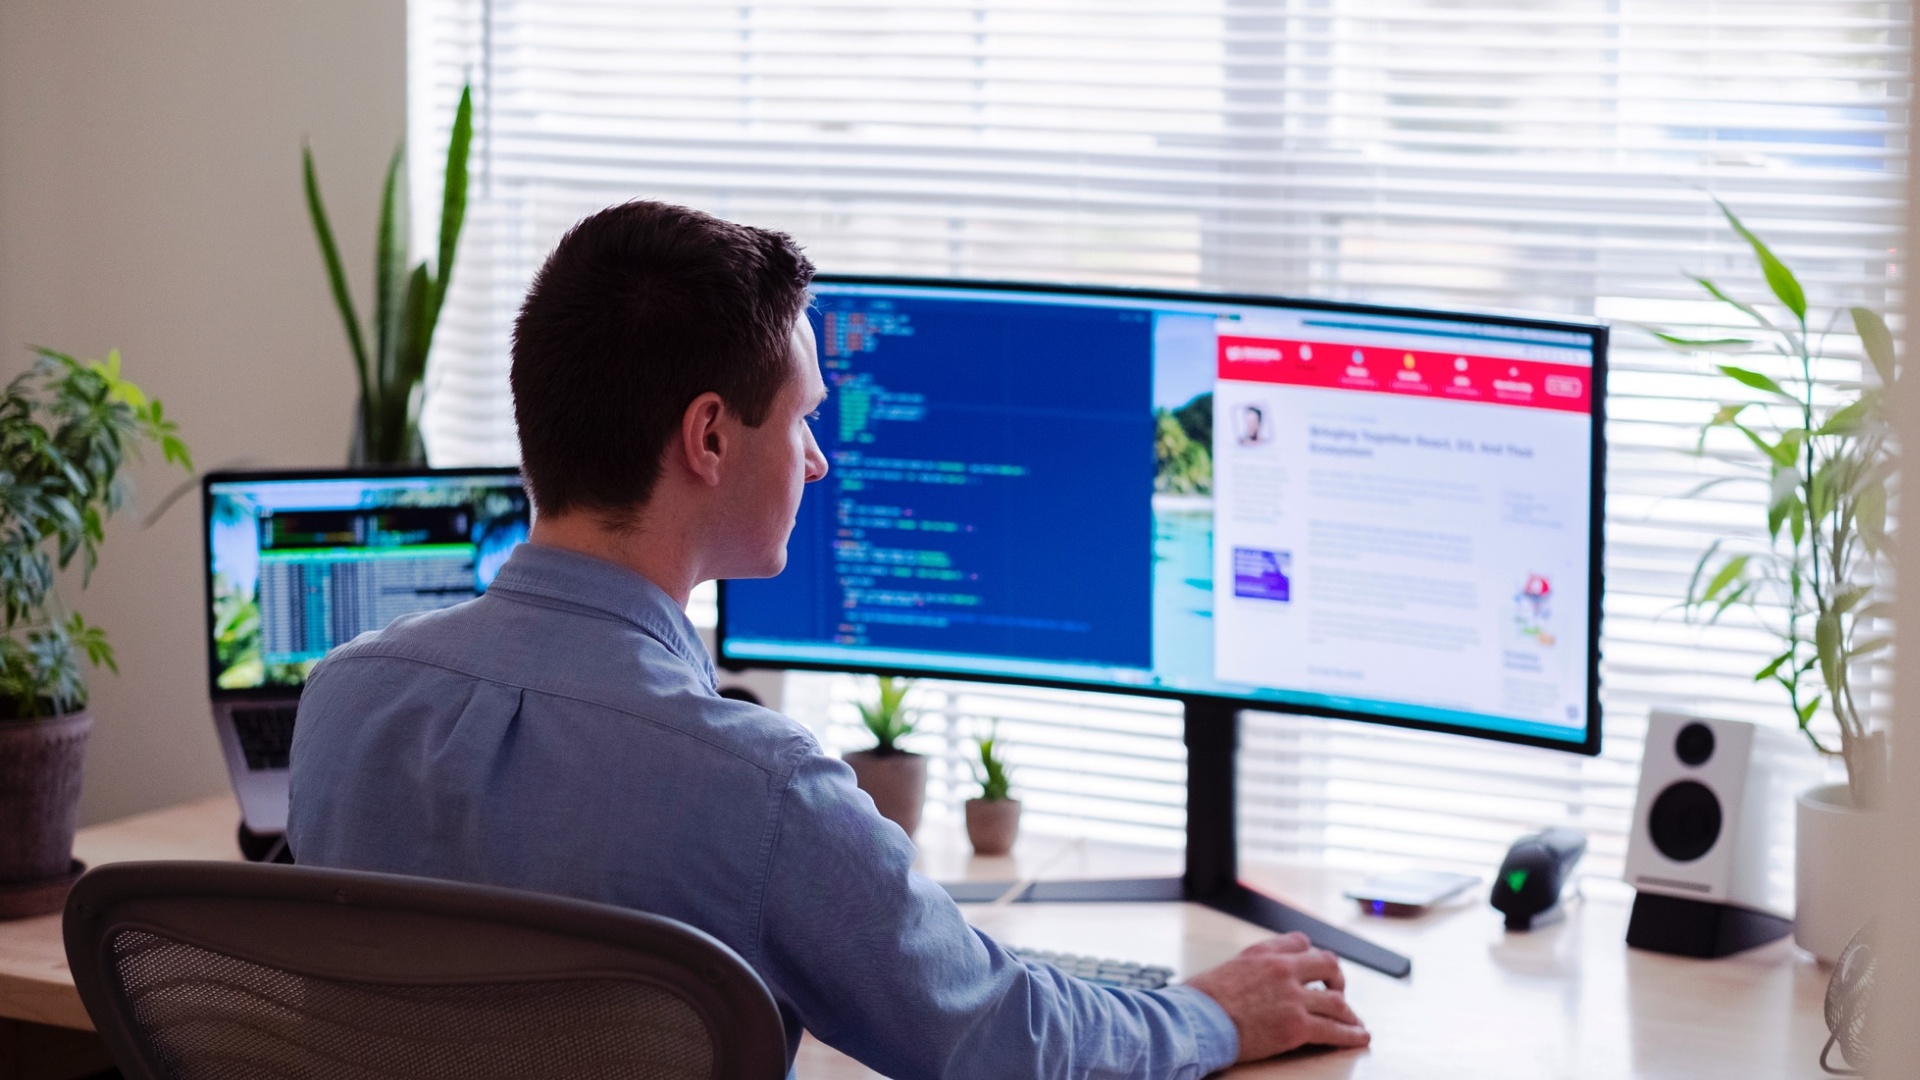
[1490,827,1587,931]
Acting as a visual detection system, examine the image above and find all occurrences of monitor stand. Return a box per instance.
[938,697,1412,979]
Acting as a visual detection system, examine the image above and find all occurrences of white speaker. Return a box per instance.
[1623,709,1819,957]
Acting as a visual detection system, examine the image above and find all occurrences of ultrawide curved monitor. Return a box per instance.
[719,277,1605,754]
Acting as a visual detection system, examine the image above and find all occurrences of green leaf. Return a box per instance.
[1857,481,1888,554]
[1650,331,1752,352]
[1718,364,1793,400]
[433,84,474,318]
[1852,636,1893,658]
[1684,539,1723,606]
[1832,585,1872,616]
[1815,612,1841,691]
[374,143,407,394]
[1754,648,1794,682]
[1851,306,1896,387]
[1697,402,1750,453]
[1711,581,1751,623]
[1692,275,1778,334]
[1798,695,1823,729]
[1733,422,1800,470]
[1717,198,1807,323]
[1817,397,1873,437]
[1700,555,1749,604]
[303,143,372,405]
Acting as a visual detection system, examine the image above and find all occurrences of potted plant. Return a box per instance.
[965,723,1020,856]
[1656,200,1893,961]
[303,84,473,465]
[0,348,189,918]
[843,677,926,837]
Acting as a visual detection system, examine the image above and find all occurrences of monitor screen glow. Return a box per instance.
[204,470,529,694]
[719,279,1606,752]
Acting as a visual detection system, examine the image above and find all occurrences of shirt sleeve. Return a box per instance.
[755,749,1240,1080]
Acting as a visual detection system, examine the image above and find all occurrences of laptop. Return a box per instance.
[202,467,531,835]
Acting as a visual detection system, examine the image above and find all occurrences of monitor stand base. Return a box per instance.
[935,696,1409,979]
[937,876,1411,979]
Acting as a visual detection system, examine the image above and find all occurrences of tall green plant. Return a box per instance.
[1655,200,1894,806]
[0,348,191,719]
[857,676,917,753]
[303,85,473,465]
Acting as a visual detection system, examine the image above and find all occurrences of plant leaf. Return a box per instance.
[1857,479,1888,554]
[1650,330,1752,352]
[1817,397,1873,437]
[1798,695,1823,728]
[1755,648,1794,682]
[1718,364,1793,400]
[1815,612,1841,691]
[1851,306,1896,387]
[1852,635,1893,658]
[303,143,372,405]
[1692,275,1778,334]
[374,143,407,396]
[1700,554,1749,605]
[1684,538,1724,607]
[1717,198,1807,323]
[433,84,474,318]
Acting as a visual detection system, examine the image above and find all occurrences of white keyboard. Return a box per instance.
[1007,947,1174,990]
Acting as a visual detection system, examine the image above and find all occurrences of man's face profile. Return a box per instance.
[716,315,830,579]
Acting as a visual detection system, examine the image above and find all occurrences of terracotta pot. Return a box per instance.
[844,749,927,837]
[966,798,1021,856]
[1796,782,1882,962]
[0,710,92,886]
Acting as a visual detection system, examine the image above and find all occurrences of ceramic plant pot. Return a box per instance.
[0,709,92,918]
[1796,782,1882,963]
[845,749,928,838]
[965,798,1021,856]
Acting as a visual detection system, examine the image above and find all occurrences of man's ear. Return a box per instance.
[679,391,728,487]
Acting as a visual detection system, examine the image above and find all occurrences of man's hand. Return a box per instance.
[1183,933,1370,1062]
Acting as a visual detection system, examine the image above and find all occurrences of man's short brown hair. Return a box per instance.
[510,201,815,518]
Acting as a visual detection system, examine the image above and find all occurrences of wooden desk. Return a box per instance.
[0,800,1836,1079]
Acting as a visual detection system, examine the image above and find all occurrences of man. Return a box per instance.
[289,200,1368,1079]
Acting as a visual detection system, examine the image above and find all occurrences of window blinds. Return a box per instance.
[410,0,1907,878]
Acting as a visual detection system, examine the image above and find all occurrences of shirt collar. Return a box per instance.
[486,543,716,687]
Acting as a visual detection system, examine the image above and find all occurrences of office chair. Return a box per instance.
[63,861,788,1080]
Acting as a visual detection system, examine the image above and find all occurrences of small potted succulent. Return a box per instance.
[1656,200,1894,961]
[0,348,189,918]
[965,723,1020,856]
[843,677,926,836]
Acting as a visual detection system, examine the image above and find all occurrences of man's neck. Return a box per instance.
[529,510,700,608]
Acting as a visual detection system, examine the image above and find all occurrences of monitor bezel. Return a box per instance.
[200,465,524,702]
[719,274,1607,757]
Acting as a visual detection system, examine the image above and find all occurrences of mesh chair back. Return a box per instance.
[64,861,788,1080]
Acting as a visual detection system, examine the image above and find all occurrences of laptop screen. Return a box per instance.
[203,468,529,696]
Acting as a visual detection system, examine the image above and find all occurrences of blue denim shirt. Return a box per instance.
[289,543,1237,1080]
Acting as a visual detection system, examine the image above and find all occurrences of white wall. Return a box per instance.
[0,1,405,824]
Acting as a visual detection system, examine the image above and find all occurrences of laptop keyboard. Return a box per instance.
[1007,947,1174,990]
[232,705,298,770]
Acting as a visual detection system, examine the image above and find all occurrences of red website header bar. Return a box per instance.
[1218,335,1593,414]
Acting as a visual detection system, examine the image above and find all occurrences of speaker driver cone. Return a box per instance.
[1648,780,1722,862]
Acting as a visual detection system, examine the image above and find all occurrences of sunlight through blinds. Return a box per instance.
[411,0,1906,876]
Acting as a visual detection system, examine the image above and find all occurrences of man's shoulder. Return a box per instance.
[305,595,820,779]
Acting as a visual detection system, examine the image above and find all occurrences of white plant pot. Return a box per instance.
[1795,782,1883,963]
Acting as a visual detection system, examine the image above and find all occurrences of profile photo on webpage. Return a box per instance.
[1237,402,1271,447]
